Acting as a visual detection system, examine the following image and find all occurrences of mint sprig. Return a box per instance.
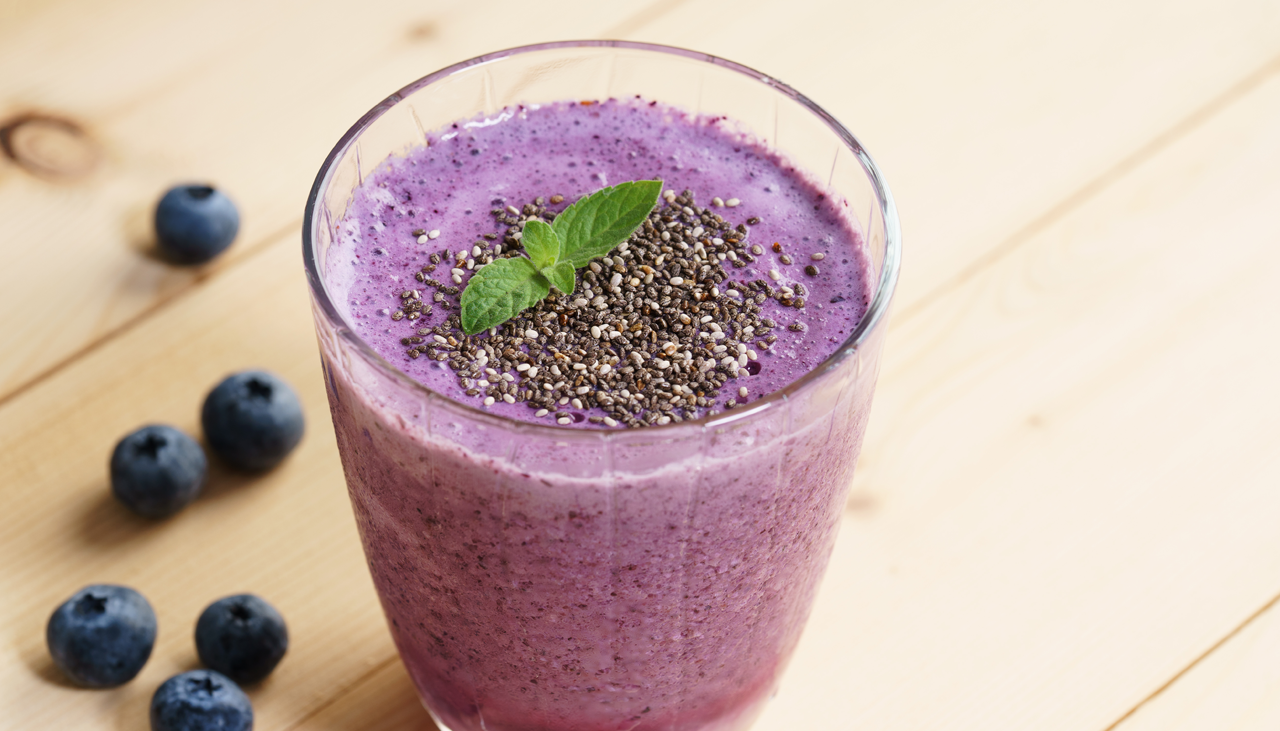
[460,180,662,335]
[457,257,549,335]
[521,219,560,271]
[552,181,665,268]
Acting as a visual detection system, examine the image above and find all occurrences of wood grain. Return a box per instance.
[0,237,396,729]
[1,38,1273,731]
[4,1,1280,729]
[1113,595,1280,731]
[1,0,1278,404]
[557,0,1280,317]
[806,62,1280,730]
[0,0,665,400]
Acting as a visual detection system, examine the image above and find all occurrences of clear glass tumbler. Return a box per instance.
[304,41,900,731]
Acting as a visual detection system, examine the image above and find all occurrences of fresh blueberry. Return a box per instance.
[195,594,288,685]
[110,424,208,518]
[201,370,304,471]
[154,184,240,264]
[46,584,157,687]
[151,670,253,731]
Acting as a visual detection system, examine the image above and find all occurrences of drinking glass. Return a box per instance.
[304,40,900,731]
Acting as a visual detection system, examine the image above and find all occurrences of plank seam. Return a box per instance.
[0,0,687,414]
[897,50,1280,326]
[1101,587,1280,731]
[279,653,402,731]
[0,218,300,412]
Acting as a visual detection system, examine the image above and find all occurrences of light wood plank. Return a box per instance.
[752,60,1280,730]
[293,658,435,731]
[630,0,1280,313]
[0,0,664,399]
[2,0,1279,406]
[7,1,1280,728]
[0,237,398,728]
[1112,596,1280,731]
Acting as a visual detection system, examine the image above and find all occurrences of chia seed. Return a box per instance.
[385,190,809,427]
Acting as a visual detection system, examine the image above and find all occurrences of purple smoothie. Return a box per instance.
[318,99,879,731]
[329,99,869,426]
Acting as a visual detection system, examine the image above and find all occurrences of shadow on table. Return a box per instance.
[20,642,150,731]
[196,450,268,502]
[74,489,164,547]
[72,452,273,547]
[25,651,80,689]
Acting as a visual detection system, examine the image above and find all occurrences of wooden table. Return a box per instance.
[4,1,1280,728]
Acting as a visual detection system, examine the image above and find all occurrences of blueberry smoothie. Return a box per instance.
[317,98,881,731]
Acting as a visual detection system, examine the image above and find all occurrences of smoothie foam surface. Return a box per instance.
[327,98,871,426]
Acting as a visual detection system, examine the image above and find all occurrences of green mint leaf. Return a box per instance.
[552,180,663,268]
[521,219,560,270]
[459,257,550,335]
[542,260,576,295]
[457,179,662,334]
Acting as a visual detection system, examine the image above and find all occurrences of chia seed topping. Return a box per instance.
[385,190,808,428]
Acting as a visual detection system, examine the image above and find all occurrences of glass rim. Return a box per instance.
[303,39,901,438]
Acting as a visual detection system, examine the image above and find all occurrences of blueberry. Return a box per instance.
[110,424,207,518]
[195,594,288,685]
[201,371,304,471]
[151,670,253,731]
[154,184,240,264]
[46,584,157,687]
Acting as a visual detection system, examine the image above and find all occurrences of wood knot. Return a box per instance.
[845,492,878,514]
[0,113,100,179]
[406,20,438,42]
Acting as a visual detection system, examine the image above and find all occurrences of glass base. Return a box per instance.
[417,688,772,731]
[422,700,455,731]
